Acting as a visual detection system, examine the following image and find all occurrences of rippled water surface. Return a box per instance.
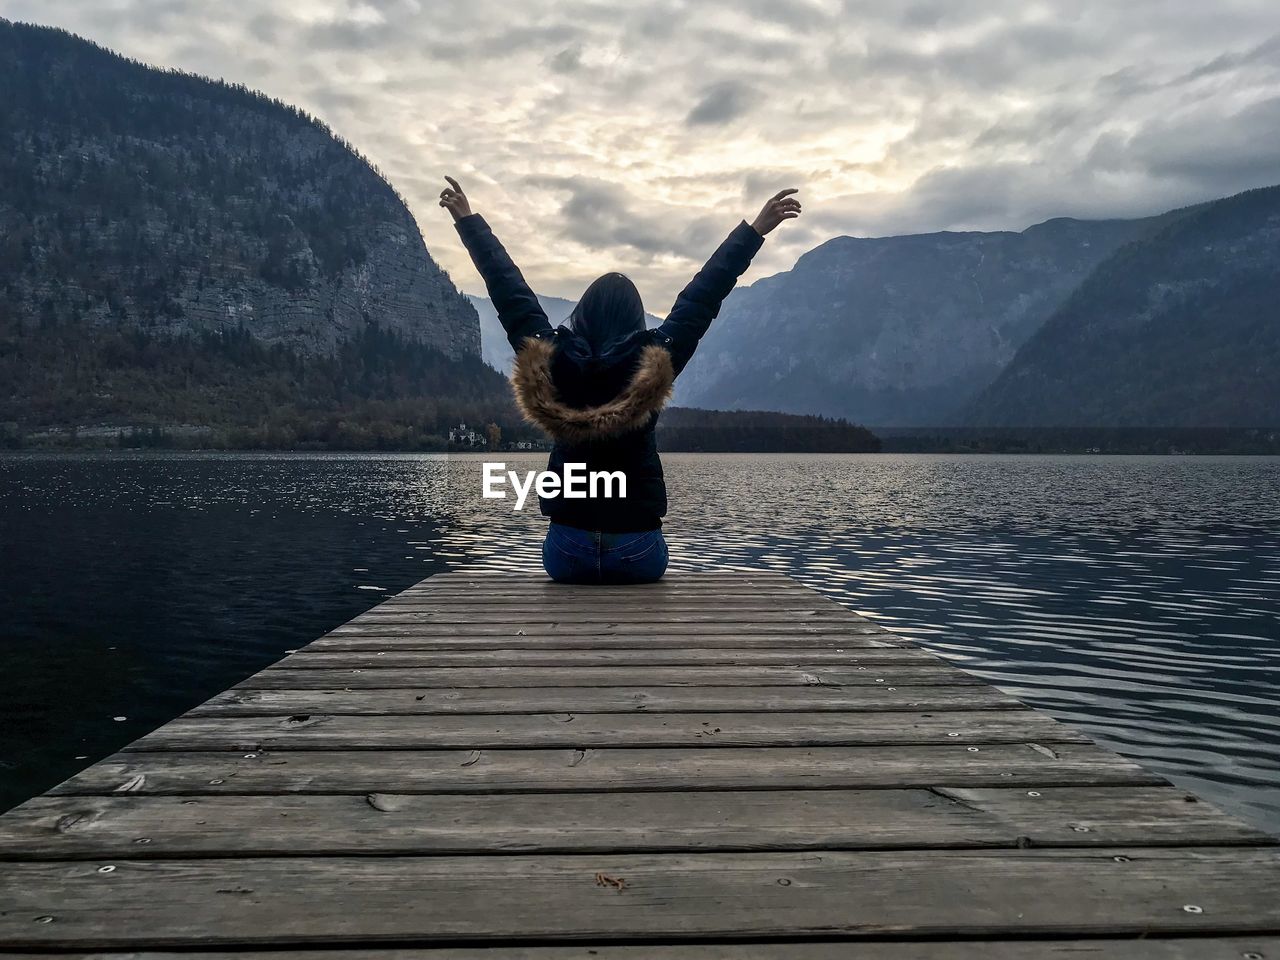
[2,451,1278,831]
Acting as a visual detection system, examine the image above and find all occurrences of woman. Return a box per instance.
[442,175,801,584]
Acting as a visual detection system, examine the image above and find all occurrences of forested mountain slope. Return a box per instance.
[0,19,479,359]
[966,185,1280,427]
[0,20,508,445]
[674,213,1179,426]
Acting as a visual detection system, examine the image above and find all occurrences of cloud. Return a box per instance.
[530,176,672,254]
[7,0,1280,309]
[685,81,757,126]
[1125,96,1280,189]
[522,174,722,261]
[547,45,582,74]
[1175,33,1280,85]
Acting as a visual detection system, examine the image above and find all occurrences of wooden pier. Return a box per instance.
[1,568,1277,956]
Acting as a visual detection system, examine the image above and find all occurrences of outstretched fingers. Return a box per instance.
[750,188,803,235]
[771,192,802,216]
[440,176,466,205]
[439,175,473,220]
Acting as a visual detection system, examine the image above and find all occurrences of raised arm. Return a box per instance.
[440,176,553,351]
[657,188,802,375]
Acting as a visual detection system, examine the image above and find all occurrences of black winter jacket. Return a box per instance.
[455,212,764,531]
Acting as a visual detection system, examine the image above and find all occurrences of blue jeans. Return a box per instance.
[542,523,669,584]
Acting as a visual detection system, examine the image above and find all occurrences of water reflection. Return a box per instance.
[1,451,1277,832]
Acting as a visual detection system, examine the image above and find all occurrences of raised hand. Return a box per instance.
[439,176,473,221]
[750,188,802,236]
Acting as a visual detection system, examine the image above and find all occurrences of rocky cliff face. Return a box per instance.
[126,218,480,357]
[0,19,478,359]
[965,185,1280,427]
[674,214,1174,426]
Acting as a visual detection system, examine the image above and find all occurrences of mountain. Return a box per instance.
[673,214,1181,426]
[468,293,578,372]
[0,19,478,359]
[966,185,1280,427]
[0,19,518,447]
[467,293,662,373]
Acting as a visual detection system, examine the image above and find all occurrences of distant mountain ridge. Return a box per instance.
[966,185,1280,427]
[469,293,577,372]
[674,212,1189,426]
[0,18,479,359]
[0,19,522,446]
[8,20,1273,440]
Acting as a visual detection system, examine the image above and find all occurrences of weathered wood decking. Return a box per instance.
[1,568,1277,956]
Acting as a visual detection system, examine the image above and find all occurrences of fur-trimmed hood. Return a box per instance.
[512,337,674,444]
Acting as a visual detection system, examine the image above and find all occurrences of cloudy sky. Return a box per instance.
[8,0,1280,311]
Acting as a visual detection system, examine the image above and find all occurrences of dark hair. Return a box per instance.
[567,272,645,355]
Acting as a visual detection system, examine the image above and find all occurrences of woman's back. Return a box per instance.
[514,327,671,532]
[440,175,801,579]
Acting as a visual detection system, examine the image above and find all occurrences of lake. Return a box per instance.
[1,451,1277,832]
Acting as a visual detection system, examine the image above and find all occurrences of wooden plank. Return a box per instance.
[422,576,798,583]
[357,594,852,612]
[310,630,906,649]
[48,743,1164,796]
[412,572,807,580]
[429,583,817,589]
[386,595,851,607]
[280,647,939,667]
[414,571,799,578]
[371,599,857,611]
[190,686,1025,716]
[236,665,977,689]
[367,606,860,617]
[351,611,858,624]
[325,619,890,634]
[5,568,1276,953]
[6,941,1280,959]
[942,785,1279,844]
[2,848,1278,947]
[322,622,891,635]
[123,710,1087,751]
[394,587,827,599]
[325,623,889,636]
[424,585,815,593]
[393,587,822,598]
[391,589,833,601]
[2,787,1268,860]
[400,575,817,584]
